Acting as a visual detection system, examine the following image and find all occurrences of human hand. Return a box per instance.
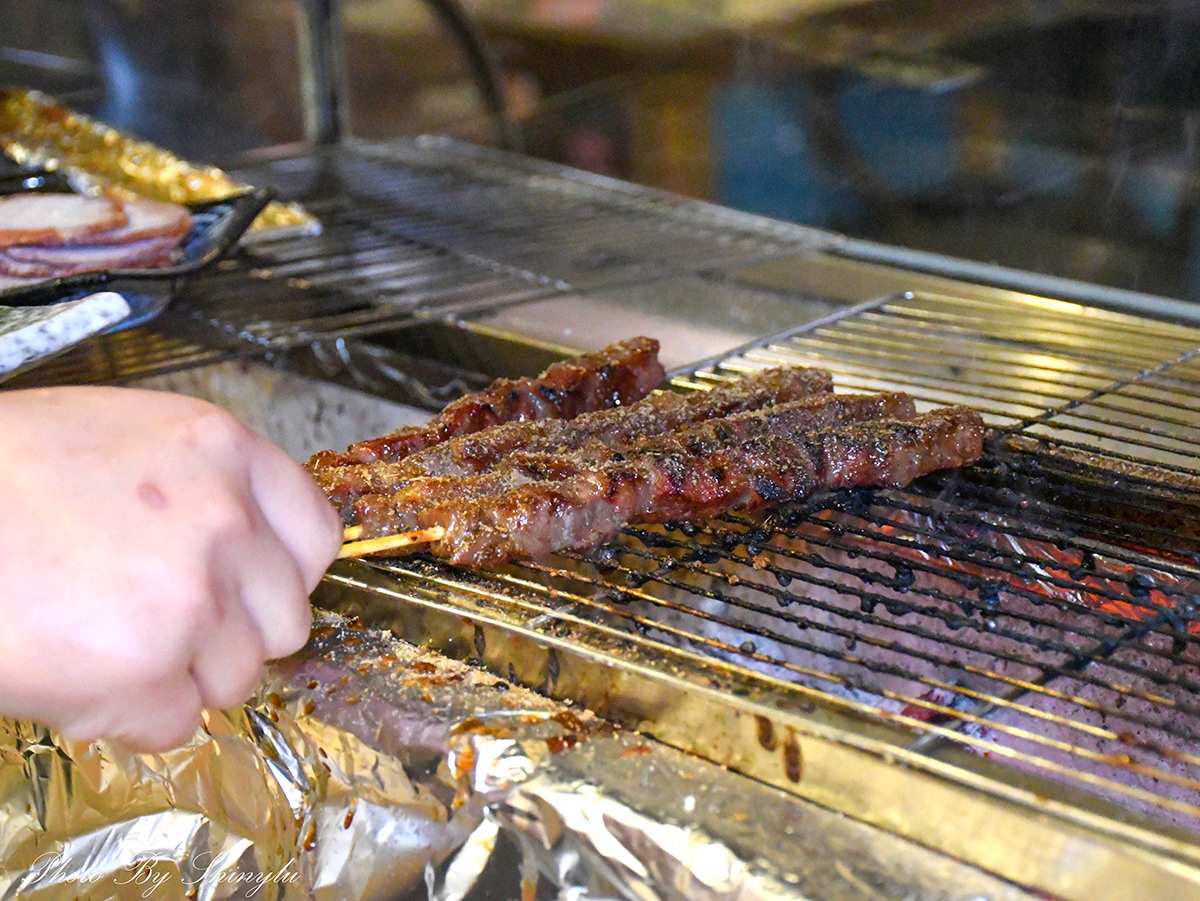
[0,386,342,751]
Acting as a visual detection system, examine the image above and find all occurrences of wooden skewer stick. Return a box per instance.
[343,524,364,542]
[338,526,445,559]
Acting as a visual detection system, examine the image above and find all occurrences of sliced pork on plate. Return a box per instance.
[0,192,192,287]
[0,193,128,247]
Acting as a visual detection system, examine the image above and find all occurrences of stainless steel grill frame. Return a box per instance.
[319,288,1200,899]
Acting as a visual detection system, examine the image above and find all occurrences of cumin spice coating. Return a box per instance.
[351,391,915,539]
[360,404,984,569]
[307,336,665,469]
[316,364,835,515]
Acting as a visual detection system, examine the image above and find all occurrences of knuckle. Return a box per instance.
[163,574,217,628]
[136,646,193,690]
[272,600,314,659]
[148,709,204,753]
[177,404,253,460]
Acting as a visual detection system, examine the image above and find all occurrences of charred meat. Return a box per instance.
[307,336,665,469]
[358,404,984,569]
[351,391,916,537]
[316,364,835,514]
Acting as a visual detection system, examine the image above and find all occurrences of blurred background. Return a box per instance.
[3,0,1200,301]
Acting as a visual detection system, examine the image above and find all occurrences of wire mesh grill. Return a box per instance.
[198,140,828,349]
[368,289,1200,836]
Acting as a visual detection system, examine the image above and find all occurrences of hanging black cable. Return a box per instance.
[421,0,522,152]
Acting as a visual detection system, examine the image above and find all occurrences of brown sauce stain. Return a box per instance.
[551,709,585,731]
[755,715,776,751]
[545,733,579,753]
[783,730,803,783]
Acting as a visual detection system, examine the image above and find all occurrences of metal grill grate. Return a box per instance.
[200,140,830,349]
[353,290,1200,850]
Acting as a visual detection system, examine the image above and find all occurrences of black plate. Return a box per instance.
[0,185,272,327]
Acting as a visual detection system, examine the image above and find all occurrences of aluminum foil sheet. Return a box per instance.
[0,609,1035,900]
[0,88,317,238]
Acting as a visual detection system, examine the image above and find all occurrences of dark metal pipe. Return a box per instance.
[298,0,345,145]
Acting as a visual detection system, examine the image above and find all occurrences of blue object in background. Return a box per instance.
[709,80,863,228]
[835,73,962,199]
[710,72,964,227]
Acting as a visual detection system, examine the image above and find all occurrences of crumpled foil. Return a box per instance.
[0,609,1034,901]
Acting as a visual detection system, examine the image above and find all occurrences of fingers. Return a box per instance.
[222,508,315,660]
[58,672,205,754]
[0,388,340,753]
[188,567,269,710]
[247,434,343,594]
[178,408,334,655]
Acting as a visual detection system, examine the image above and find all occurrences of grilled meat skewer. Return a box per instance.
[360,404,984,569]
[351,390,915,537]
[317,364,835,514]
[307,336,665,469]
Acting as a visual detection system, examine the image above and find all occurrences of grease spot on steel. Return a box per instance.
[783,730,803,782]
[544,648,560,693]
[755,714,777,751]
